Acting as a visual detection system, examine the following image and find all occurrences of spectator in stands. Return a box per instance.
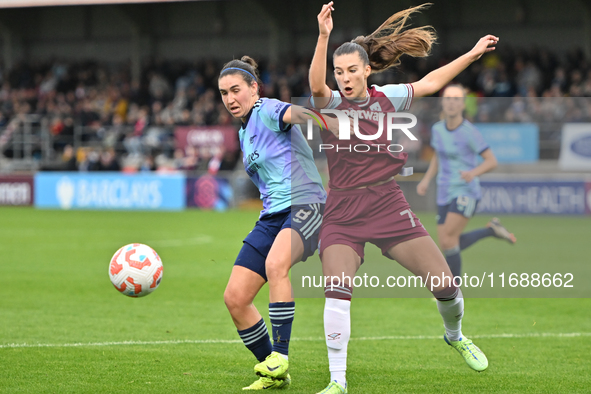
[140,154,156,172]
[172,148,186,170]
[179,145,199,171]
[218,148,240,172]
[60,144,78,171]
[98,148,121,171]
[3,46,591,170]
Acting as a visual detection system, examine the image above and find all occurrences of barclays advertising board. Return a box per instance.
[35,173,185,210]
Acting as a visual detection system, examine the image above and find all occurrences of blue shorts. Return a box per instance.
[436,196,479,225]
[235,203,324,281]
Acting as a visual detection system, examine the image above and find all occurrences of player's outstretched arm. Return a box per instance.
[417,151,438,196]
[281,105,343,138]
[411,35,499,98]
[309,2,335,108]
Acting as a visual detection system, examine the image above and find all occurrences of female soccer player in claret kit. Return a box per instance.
[417,84,516,279]
[309,3,498,393]
[218,56,330,390]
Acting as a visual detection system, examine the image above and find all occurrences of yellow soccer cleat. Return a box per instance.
[242,374,291,390]
[254,351,289,379]
[317,380,347,394]
[445,335,489,372]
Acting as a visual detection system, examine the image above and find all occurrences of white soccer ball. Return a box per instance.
[109,243,163,297]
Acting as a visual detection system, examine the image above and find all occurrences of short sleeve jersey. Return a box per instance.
[310,84,414,189]
[239,98,327,217]
[430,119,490,205]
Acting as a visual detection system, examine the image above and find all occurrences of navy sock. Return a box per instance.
[444,246,462,278]
[459,228,495,250]
[237,318,272,362]
[269,301,295,356]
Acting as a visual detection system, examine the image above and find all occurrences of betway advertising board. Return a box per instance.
[0,175,34,206]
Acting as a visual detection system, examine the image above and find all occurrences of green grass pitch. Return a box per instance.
[1,207,590,393]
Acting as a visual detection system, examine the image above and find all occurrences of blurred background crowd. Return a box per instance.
[2,44,591,172]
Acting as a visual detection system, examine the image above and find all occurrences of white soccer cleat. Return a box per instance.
[487,217,516,244]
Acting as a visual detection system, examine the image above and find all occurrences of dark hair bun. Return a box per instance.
[240,56,259,71]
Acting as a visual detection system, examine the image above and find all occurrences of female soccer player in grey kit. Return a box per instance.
[310,3,498,393]
[417,84,516,279]
[219,56,336,390]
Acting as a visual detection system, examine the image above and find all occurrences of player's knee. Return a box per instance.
[223,287,247,312]
[442,245,461,258]
[223,288,234,309]
[265,256,289,281]
[439,234,458,251]
[433,285,462,301]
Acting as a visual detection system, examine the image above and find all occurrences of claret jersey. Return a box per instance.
[310,84,414,189]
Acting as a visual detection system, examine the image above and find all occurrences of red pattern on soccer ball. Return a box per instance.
[151,266,163,288]
[113,282,126,293]
[126,276,142,294]
[125,248,152,270]
[109,244,163,298]
[109,249,123,275]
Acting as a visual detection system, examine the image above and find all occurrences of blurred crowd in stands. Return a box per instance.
[1,44,591,171]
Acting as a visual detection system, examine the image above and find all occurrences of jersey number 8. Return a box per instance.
[293,209,312,224]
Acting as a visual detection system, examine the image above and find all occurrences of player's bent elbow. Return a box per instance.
[310,88,322,97]
[485,157,498,172]
[310,87,328,98]
[491,157,498,170]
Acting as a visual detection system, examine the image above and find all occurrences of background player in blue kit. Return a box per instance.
[218,56,328,390]
[417,84,516,278]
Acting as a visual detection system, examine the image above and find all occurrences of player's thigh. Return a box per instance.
[321,244,362,279]
[225,265,266,307]
[437,212,471,242]
[267,228,304,269]
[387,236,452,284]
